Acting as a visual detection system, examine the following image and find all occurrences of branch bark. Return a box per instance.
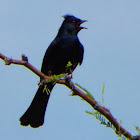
[0,53,139,140]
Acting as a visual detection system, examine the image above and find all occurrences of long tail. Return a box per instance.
[19,83,54,128]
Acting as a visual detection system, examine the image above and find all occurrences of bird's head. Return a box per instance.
[58,14,87,36]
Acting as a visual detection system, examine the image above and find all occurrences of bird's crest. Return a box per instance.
[62,14,75,19]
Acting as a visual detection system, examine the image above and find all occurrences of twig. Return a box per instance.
[0,53,139,139]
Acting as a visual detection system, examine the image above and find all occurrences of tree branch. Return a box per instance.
[0,53,139,139]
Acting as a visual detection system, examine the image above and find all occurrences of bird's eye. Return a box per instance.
[72,21,75,24]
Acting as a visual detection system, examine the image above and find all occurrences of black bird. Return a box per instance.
[19,14,87,128]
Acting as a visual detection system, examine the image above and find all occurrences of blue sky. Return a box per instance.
[0,0,140,140]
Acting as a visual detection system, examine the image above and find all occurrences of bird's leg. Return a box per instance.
[64,74,76,96]
[65,74,72,83]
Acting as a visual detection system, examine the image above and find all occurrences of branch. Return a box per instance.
[0,53,139,139]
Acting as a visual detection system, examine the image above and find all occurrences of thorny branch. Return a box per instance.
[0,53,139,140]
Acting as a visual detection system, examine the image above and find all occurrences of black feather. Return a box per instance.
[19,14,86,128]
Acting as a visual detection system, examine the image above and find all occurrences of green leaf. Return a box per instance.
[66,61,73,68]
[65,61,73,73]
[75,83,95,100]
[47,73,66,84]
[101,84,105,106]
[43,84,51,95]
[86,110,121,136]
[134,126,140,135]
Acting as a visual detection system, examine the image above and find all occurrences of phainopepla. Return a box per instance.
[19,14,87,128]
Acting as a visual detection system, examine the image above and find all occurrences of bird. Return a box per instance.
[19,14,87,128]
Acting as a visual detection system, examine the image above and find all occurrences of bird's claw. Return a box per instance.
[65,75,72,83]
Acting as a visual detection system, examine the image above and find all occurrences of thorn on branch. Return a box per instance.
[22,54,28,62]
[4,58,12,65]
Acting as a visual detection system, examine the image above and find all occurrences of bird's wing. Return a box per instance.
[41,37,61,75]
[79,43,84,65]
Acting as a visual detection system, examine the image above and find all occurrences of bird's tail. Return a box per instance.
[19,83,54,128]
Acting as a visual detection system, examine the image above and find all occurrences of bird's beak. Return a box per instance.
[78,20,87,30]
[80,20,87,25]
